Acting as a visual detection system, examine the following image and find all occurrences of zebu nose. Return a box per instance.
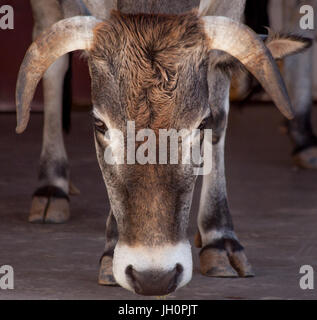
[125,264,183,296]
[112,242,193,294]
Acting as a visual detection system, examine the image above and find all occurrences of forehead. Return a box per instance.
[90,11,210,130]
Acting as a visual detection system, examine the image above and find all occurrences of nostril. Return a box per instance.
[175,263,184,275]
[167,263,184,292]
[125,263,184,296]
[125,265,142,293]
[125,265,134,279]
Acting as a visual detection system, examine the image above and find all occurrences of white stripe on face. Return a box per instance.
[113,241,193,293]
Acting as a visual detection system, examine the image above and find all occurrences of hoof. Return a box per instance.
[293,146,317,169]
[200,238,254,278]
[29,186,70,224]
[228,249,254,277]
[200,247,238,277]
[98,255,118,286]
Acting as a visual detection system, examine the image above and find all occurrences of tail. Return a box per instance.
[63,53,73,133]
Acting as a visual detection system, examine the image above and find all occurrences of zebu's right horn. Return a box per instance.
[16,16,101,133]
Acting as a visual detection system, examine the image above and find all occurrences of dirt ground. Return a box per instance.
[0,105,317,300]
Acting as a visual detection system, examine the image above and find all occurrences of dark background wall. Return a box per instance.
[0,0,91,111]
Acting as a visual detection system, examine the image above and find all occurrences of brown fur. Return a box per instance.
[91,10,208,132]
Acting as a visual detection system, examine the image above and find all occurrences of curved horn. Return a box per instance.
[203,16,294,119]
[16,16,101,133]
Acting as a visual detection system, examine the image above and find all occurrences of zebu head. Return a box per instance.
[16,2,309,295]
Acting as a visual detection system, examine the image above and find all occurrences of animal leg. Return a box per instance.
[29,2,71,223]
[197,135,254,277]
[30,55,71,224]
[99,209,118,286]
[197,73,254,277]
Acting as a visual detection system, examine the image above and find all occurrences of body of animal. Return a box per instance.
[16,0,310,295]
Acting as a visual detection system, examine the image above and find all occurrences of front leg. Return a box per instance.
[29,55,71,224]
[98,209,118,286]
[196,73,254,278]
[196,135,254,278]
[29,1,72,224]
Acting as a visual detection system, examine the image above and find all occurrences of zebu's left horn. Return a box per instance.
[16,16,101,133]
[202,16,294,120]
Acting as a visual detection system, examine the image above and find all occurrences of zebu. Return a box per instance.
[16,0,310,295]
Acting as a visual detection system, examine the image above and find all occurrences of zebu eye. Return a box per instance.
[94,118,107,134]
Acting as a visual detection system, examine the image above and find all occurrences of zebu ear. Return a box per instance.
[15,16,101,134]
[202,16,294,120]
[264,31,313,60]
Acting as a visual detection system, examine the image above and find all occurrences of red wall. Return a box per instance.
[0,0,91,111]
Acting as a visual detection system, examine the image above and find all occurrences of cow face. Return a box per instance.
[89,11,210,294]
[16,4,299,296]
